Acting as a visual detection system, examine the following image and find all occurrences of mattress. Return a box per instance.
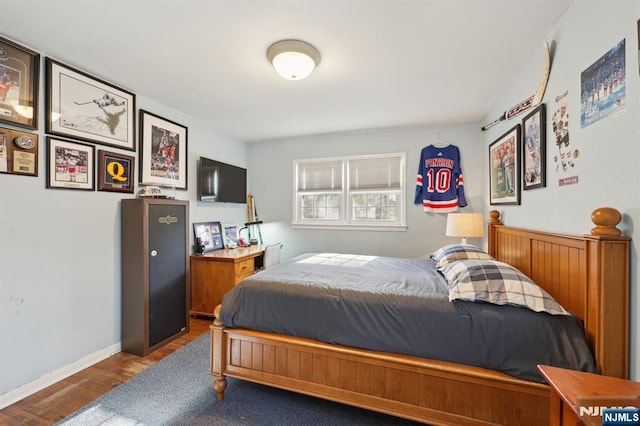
[219,253,596,382]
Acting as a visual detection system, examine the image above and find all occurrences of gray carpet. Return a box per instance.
[58,333,420,425]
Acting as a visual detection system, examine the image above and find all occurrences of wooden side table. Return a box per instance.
[189,245,265,318]
[538,365,640,426]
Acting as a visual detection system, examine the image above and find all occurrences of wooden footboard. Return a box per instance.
[210,321,549,425]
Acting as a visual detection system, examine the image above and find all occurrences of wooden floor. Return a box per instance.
[0,317,212,426]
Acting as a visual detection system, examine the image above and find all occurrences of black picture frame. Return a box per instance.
[193,221,224,253]
[45,58,136,150]
[522,104,546,190]
[0,126,38,176]
[46,136,95,191]
[139,109,188,189]
[489,124,521,205]
[0,36,40,130]
[97,150,135,193]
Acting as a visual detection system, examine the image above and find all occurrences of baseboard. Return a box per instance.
[0,342,122,410]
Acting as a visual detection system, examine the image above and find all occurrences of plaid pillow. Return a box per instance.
[431,244,493,268]
[440,259,569,315]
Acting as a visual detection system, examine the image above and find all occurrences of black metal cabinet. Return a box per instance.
[121,198,190,356]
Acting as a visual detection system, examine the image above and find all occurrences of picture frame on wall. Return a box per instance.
[97,150,135,193]
[0,36,40,130]
[522,103,546,190]
[193,221,224,253]
[0,126,38,176]
[489,124,521,205]
[45,58,136,150]
[139,109,188,189]
[46,136,95,191]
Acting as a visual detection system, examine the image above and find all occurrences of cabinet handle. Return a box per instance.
[151,250,158,257]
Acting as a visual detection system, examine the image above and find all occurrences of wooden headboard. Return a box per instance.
[487,207,630,379]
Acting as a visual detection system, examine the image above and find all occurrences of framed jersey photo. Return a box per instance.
[489,124,521,205]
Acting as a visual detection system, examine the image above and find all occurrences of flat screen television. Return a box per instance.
[198,157,247,203]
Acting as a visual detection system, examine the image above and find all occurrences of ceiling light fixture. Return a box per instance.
[267,39,321,81]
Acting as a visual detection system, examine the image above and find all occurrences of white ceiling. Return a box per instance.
[0,0,574,142]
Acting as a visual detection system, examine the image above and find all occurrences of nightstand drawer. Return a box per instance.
[234,258,255,277]
[189,246,265,318]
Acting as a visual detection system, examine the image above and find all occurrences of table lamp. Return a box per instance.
[445,212,484,244]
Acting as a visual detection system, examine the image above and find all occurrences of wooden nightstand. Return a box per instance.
[537,365,640,426]
[189,245,265,318]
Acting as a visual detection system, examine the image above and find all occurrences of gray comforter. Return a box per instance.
[219,253,596,383]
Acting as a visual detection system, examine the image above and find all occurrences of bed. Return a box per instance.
[210,207,630,425]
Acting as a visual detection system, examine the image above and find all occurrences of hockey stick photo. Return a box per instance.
[481,42,551,131]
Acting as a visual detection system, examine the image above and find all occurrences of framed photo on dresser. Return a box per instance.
[193,221,224,253]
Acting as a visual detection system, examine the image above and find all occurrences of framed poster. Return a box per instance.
[46,137,95,191]
[522,104,546,190]
[193,221,224,253]
[45,58,136,150]
[0,36,40,130]
[0,126,38,176]
[97,150,135,193]
[489,124,521,205]
[139,109,188,189]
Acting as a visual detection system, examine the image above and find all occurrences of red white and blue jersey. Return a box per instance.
[414,144,467,213]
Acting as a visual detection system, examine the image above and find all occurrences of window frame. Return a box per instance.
[292,152,407,231]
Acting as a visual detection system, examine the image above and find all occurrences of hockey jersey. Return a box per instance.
[414,144,467,213]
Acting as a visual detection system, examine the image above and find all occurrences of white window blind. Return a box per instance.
[297,160,342,191]
[349,156,402,190]
[293,153,406,231]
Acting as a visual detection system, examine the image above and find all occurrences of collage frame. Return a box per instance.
[193,221,224,253]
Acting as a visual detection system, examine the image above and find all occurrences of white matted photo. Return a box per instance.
[45,58,136,150]
[139,109,188,189]
[46,136,95,191]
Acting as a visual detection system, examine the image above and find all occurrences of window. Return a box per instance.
[293,153,406,230]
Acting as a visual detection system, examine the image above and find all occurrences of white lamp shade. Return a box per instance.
[446,213,484,243]
[267,39,321,81]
